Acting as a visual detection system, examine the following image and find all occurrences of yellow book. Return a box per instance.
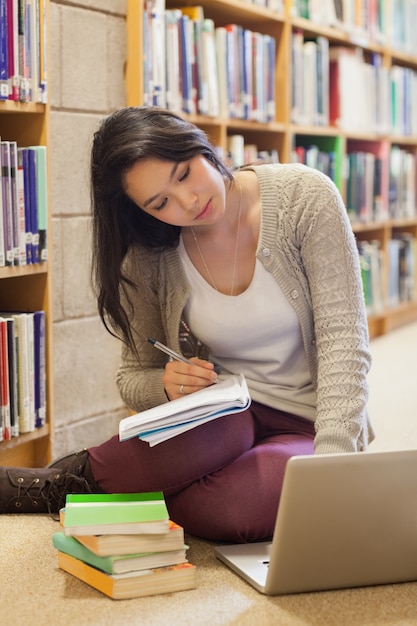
[177,6,204,20]
[57,552,196,600]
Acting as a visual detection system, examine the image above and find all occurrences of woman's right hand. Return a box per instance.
[163,357,218,400]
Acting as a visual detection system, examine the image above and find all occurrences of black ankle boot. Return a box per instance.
[0,449,103,514]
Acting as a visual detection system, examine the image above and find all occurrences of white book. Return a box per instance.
[291,30,304,124]
[6,313,32,432]
[165,9,182,112]
[1,142,14,265]
[201,19,219,117]
[150,4,166,107]
[215,27,228,118]
[119,374,251,446]
[29,0,40,101]
[9,142,22,265]
[303,41,318,126]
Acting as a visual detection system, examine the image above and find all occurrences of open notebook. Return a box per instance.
[215,449,417,595]
[119,374,250,445]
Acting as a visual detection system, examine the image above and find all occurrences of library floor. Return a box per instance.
[2,322,417,626]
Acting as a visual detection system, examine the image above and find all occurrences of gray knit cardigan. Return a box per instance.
[116,163,374,454]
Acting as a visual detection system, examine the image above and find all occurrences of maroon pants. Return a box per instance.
[88,401,315,543]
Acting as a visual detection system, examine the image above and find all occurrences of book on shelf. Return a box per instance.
[56,551,196,600]
[119,373,251,446]
[6,0,20,101]
[2,316,18,437]
[9,141,23,265]
[27,146,39,263]
[357,239,385,316]
[0,317,11,440]
[215,26,228,118]
[17,148,32,263]
[14,142,27,264]
[29,145,48,262]
[17,0,29,102]
[201,18,219,117]
[164,9,182,112]
[0,310,46,434]
[33,309,46,427]
[38,0,47,102]
[52,532,189,575]
[1,141,15,265]
[0,0,9,99]
[70,519,186,557]
[396,233,416,304]
[63,492,170,537]
[3,311,32,433]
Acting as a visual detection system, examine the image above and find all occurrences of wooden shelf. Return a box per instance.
[0,2,53,468]
[126,0,417,338]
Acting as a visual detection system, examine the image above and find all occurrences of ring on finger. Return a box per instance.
[179,384,185,395]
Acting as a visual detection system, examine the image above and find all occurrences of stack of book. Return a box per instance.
[52,491,196,600]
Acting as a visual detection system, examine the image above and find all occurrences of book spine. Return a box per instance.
[0,317,11,439]
[0,0,9,99]
[150,5,165,108]
[29,145,47,261]
[38,0,46,101]
[5,317,18,436]
[33,309,45,427]
[6,0,18,99]
[215,27,228,119]
[27,147,39,263]
[17,0,28,102]
[1,141,15,265]
[13,312,32,432]
[9,141,21,265]
[29,0,38,102]
[15,144,27,264]
[164,10,181,113]
[0,138,5,267]
[24,0,32,101]
[18,147,32,264]
[179,14,193,114]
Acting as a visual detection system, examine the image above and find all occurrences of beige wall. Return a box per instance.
[50,1,128,456]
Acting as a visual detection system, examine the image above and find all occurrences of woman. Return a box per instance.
[0,107,373,542]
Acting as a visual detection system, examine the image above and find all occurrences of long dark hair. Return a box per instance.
[90,106,233,350]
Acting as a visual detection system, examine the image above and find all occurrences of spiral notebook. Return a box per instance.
[215,449,417,595]
[119,374,251,446]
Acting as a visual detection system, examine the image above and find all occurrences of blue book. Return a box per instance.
[27,147,39,263]
[33,310,45,428]
[179,14,193,113]
[0,0,9,99]
[29,146,47,261]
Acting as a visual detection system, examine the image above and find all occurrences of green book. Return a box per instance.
[63,492,170,536]
[52,532,188,575]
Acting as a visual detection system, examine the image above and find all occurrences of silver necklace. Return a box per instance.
[191,179,242,296]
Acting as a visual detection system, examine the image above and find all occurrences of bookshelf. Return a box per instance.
[127,0,417,340]
[0,2,53,466]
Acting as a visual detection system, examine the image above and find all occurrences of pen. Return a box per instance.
[147,337,193,364]
[147,337,219,382]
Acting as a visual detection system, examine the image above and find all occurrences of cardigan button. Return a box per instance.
[290,289,299,299]
[262,248,271,257]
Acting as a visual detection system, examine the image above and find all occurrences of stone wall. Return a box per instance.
[50,1,128,456]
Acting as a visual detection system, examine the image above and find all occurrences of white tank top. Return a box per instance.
[178,236,316,419]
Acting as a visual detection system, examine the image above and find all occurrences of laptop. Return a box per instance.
[214,449,417,595]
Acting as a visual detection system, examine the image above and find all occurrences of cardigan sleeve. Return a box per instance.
[115,246,170,412]
[290,167,373,453]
